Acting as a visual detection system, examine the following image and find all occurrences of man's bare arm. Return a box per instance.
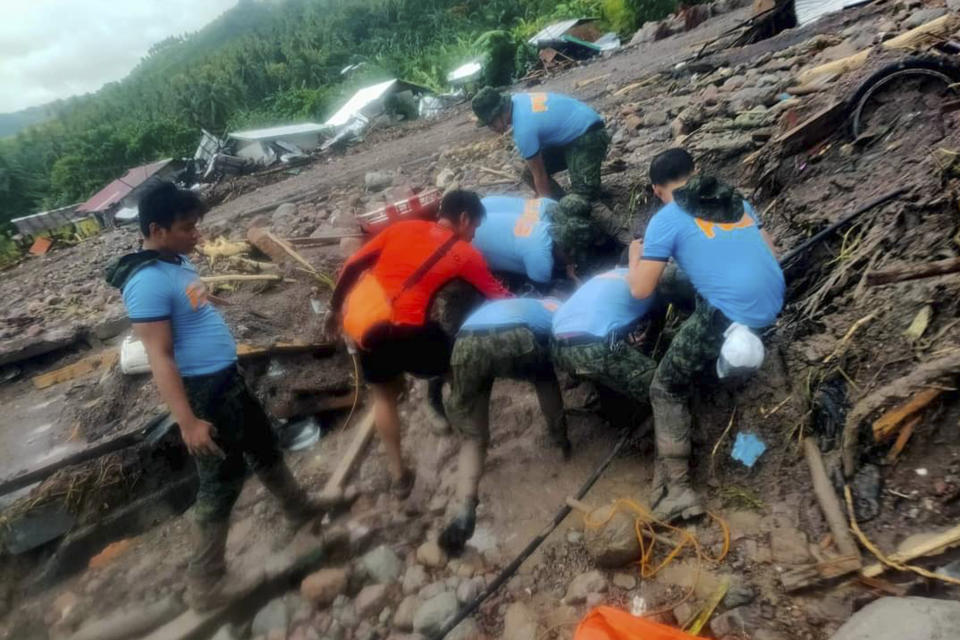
[134,320,224,458]
[627,240,666,300]
[525,153,554,198]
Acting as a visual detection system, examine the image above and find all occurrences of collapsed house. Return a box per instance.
[75,158,178,227]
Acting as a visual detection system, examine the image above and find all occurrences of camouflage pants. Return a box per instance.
[551,338,657,409]
[182,366,284,524]
[429,279,486,336]
[445,327,566,445]
[650,296,731,457]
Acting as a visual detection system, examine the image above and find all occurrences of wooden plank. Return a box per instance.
[780,555,862,592]
[33,349,119,390]
[866,257,960,286]
[323,409,376,494]
[803,438,861,560]
[235,341,335,359]
[872,388,942,443]
[773,100,848,155]
[862,523,960,578]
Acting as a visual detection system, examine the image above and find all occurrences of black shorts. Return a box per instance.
[359,322,452,384]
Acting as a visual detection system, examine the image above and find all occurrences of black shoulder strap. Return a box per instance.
[393,232,460,301]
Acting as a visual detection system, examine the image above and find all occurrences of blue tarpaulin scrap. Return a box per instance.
[731,432,766,467]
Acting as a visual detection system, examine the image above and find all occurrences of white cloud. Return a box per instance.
[0,0,238,113]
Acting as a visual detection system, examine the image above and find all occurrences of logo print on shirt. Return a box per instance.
[513,199,541,237]
[530,93,549,113]
[694,213,755,239]
[185,280,209,311]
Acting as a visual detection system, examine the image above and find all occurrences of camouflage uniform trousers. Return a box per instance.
[532,125,611,200]
[551,337,657,416]
[429,279,487,337]
[650,296,731,458]
[444,327,566,446]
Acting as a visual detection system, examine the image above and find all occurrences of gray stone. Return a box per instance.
[362,546,403,584]
[435,168,457,190]
[301,568,350,606]
[355,584,390,620]
[502,602,538,640]
[333,600,359,630]
[904,7,948,29]
[710,607,751,638]
[563,570,607,605]
[274,203,297,218]
[252,598,289,637]
[418,581,447,601]
[326,619,346,640]
[948,0,960,12]
[364,171,395,192]
[733,107,774,129]
[354,620,376,640]
[612,573,637,590]
[412,592,458,636]
[695,135,754,158]
[402,565,428,596]
[583,507,641,567]
[394,595,420,632]
[723,583,756,609]
[455,577,484,604]
[830,597,960,640]
[446,617,480,640]
[642,110,669,127]
[67,596,183,640]
[728,86,777,113]
[211,624,241,640]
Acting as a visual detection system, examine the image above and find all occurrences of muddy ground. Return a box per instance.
[2,1,960,639]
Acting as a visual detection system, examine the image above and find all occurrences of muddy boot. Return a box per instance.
[186,520,250,612]
[258,463,324,529]
[650,458,704,522]
[426,377,451,435]
[439,497,478,557]
[649,380,702,522]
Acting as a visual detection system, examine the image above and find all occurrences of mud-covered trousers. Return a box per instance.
[444,327,566,447]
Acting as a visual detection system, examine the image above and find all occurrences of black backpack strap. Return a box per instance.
[392,232,460,301]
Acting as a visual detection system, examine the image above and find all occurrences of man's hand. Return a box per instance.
[179,415,225,458]
[628,239,643,265]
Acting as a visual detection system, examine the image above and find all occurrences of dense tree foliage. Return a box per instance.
[0,0,678,227]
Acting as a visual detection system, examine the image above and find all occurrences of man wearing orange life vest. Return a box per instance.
[326,190,511,497]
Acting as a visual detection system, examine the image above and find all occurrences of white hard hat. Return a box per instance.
[716,322,765,379]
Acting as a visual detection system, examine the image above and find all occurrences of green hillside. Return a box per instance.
[0,0,671,227]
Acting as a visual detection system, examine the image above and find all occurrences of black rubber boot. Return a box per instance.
[438,498,478,556]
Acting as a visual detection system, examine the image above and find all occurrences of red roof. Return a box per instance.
[77,158,173,213]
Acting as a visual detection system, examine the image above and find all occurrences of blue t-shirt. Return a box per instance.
[460,297,561,336]
[642,201,784,329]
[511,93,603,159]
[552,268,654,338]
[122,257,237,376]
[473,196,556,283]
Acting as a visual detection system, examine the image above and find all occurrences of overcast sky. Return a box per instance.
[0,0,238,113]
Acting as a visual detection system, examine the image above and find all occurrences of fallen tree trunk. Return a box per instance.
[797,14,960,85]
[866,256,960,286]
[842,349,960,476]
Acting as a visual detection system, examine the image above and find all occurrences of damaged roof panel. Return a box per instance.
[227,123,327,142]
[794,0,867,26]
[77,158,173,213]
[325,79,398,127]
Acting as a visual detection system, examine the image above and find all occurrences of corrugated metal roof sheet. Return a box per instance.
[325,79,398,127]
[227,123,327,141]
[77,158,172,213]
[794,0,862,26]
[528,18,588,46]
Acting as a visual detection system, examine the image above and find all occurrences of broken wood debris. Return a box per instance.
[886,414,921,463]
[803,437,861,561]
[247,226,334,287]
[322,408,375,496]
[861,522,960,579]
[866,256,960,286]
[33,349,119,390]
[872,388,942,443]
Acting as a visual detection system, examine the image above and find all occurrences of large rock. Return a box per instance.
[355,584,390,620]
[252,598,289,637]
[402,565,428,595]
[67,596,183,640]
[446,617,480,640]
[412,592,458,636]
[904,7,948,29]
[393,595,420,631]
[583,507,641,567]
[503,602,539,640]
[455,577,484,604]
[301,568,349,606]
[362,545,403,583]
[830,597,960,640]
[416,540,448,568]
[769,524,811,565]
[563,570,607,605]
[364,170,395,193]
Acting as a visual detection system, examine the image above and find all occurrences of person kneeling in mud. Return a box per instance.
[550,268,659,432]
[627,148,784,522]
[440,297,571,555]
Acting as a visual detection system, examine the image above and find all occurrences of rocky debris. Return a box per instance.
[402,564,428,595]
[830,597,960,640]
[446,617,481,640]
[332,595,359,630]
[710,606,754,638]
[212,624,241,640]
[723,582,757,609]
[416,540,448,568]
[393,595,420,631]
[583,506,641,567]
[768,520,811,565]
[435,168,458,191]
[355,584,391,620]
[66,596,183,640]
[502,602,539,640]
[612,573,637,590]
[642,110,669,128]
[455,576,484,604]
[563,570,607,605]
[252,598,289,637]
[301,567,350,606]
[362,545,403,583]
[413,591,458,636]
[364,170,395,193]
